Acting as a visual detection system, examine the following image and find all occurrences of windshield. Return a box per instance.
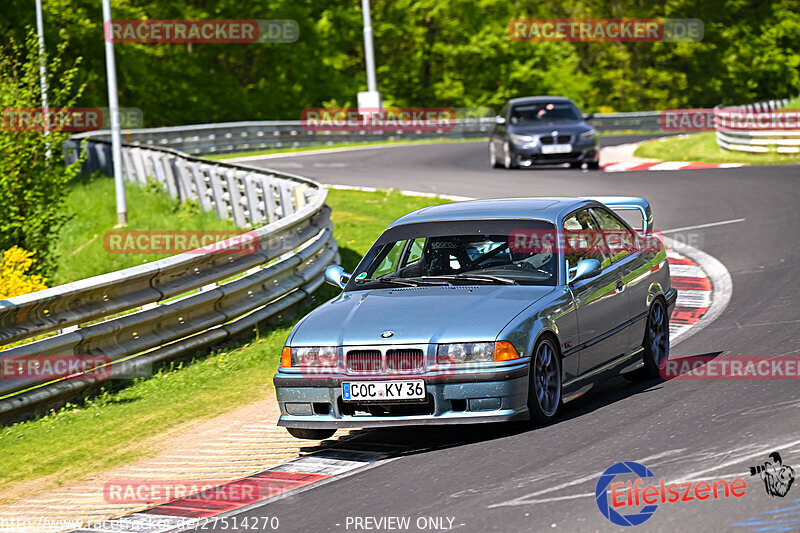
[348,219,558,290]
[509,102,581,125]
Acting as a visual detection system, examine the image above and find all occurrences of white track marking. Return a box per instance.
[661,218,746,234]
[672,438,800,483]
[488,449,686,508]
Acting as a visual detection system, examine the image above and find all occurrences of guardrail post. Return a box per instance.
[278,181,295,217]
[208,166,230,220]
[225,169,247,227]
[187,162,213,212]
[243,173,263,226]
[260,176,277,224]
[130,147,147,185]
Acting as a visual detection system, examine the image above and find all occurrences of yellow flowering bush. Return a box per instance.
[0,246,48,299]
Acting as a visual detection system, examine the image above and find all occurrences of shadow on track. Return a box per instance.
[295,351,723,459]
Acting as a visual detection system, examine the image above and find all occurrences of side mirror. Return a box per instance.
[324,264,351,289]
[495,115,506,125]
[582,113,594,121]
[569,259,602,284]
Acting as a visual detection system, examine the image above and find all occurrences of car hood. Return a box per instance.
[289,285,554,346]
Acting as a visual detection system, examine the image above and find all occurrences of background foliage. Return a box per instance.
[1,0,798,127]
[0,32,85,276]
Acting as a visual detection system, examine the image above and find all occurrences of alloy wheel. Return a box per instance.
[534,338,561,417]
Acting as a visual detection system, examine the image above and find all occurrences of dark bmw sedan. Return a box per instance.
[489,96,599,169]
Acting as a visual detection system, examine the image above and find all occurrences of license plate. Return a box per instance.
[541,144,573,154]
[342,380,425,402]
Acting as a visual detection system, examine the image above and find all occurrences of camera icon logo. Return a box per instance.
[749,451,795,498]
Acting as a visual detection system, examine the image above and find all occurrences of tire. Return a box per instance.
[527,336,562,425]
[503,142,518,169]
[625,298,669,381]
[569,161,583,169]
[490,143,502,168]
[587,161,600,170]
[286,427,336,440]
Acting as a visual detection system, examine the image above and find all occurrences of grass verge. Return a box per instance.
[633,132,800,165]
[53,175,239,285]
[0,187,451,498]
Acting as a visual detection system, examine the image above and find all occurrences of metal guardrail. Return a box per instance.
[76,112,662,156]
[75,120,496,155]
[589,111,661,133]
[0,139,338,420]
[715,98,799,154]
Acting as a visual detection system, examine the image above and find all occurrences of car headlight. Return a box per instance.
[437,341,520,365]
[283,346,337,367]
[508,133,535,146]
[578,129,597,141]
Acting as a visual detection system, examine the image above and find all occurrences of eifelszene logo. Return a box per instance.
[595,461,748,526]
[749,452,795,498]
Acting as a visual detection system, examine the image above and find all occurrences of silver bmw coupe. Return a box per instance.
[274,197,676,439]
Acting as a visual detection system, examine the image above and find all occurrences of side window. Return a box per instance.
[563,209,609,275]
[590,207,637,262]
[371,240,406,278]
[406,238,425,264]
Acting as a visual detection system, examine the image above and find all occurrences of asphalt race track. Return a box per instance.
[214,137,800,532]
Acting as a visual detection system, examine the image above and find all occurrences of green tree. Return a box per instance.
[0,32,85,275]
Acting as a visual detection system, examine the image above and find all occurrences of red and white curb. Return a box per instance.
[666,247,712,342]
[663,237,732,346]
[69,449,392,533]
[602,161,743,172]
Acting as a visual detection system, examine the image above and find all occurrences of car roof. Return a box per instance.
[507,96,576,106]
[388,197,593,227]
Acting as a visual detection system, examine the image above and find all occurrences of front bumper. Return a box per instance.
[509,139,598,165]
[274,361,530,429]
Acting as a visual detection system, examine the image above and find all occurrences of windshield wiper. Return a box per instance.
[420,274,518,285]
[355,277,420,287]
